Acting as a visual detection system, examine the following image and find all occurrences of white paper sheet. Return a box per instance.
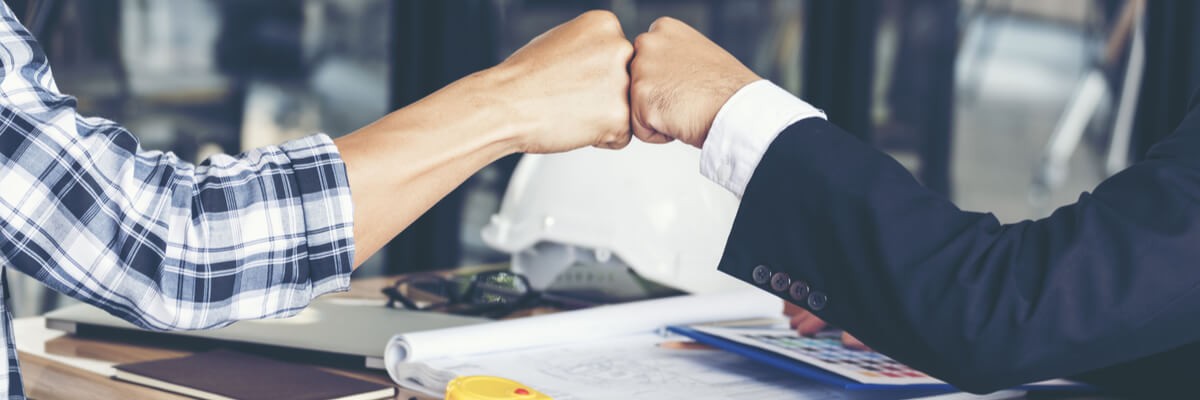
[383,290,782,391]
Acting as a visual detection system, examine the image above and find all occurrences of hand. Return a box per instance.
[783,302,870,351]
[486,10,634,153]
[629,17,761,148]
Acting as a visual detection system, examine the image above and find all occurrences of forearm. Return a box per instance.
[335,69,525,266]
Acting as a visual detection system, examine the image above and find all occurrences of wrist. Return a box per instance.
[360,69,526,166]
[431,67,530,157]
[698,72,761,147]
[464,65,537,155]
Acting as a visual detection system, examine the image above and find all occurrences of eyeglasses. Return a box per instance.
[381,270,541,318]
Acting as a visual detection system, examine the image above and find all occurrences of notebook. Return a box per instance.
[668,325,1091,392]
[113,349,394,400]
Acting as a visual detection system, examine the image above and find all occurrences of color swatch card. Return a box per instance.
[689,326,941,385]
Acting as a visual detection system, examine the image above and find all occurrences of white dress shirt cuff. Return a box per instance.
[700,80,827,198]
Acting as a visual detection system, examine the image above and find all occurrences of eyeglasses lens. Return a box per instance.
[468,271,530,305]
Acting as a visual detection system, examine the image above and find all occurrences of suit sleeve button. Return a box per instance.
[751,265,773,285]
[769,272,792,292]
[807,291,828,311]
[788,280,810,302]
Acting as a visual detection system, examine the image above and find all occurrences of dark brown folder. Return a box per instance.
[113,349,393,400]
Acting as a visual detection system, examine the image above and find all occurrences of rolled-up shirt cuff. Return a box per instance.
[700,80,827,198]
[279,134,356,297]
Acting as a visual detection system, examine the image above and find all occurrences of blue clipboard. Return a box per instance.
[667,325,1094,393]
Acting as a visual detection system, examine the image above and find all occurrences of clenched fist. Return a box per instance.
[489,10,634,153]
[629,17,761,148]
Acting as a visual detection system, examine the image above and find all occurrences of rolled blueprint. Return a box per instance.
[384,289,782,386]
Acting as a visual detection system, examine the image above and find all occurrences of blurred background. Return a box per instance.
[5,0,1200,317]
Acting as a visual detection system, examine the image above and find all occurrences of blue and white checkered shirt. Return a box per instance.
[0,4,356,398]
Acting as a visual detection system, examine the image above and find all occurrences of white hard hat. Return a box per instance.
[481,140,747,294]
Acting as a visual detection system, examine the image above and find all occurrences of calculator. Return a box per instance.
[691,326,942,385]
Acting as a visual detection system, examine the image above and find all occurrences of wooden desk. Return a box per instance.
[16,276,434,400]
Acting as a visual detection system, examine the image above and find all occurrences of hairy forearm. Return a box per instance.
[335,69,526,267]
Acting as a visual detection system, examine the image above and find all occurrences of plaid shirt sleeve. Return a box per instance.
[0,5,356,330]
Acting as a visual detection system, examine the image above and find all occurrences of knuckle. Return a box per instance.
[615,39,634,60]
[581,10,620,30]
[631,80,654,100]
[634,33,655,50]
[628,54,645,74]
[628,80,648,100]
[633,82,652,105]
[649,16,681,32]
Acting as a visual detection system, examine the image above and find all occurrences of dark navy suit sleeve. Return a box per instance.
[718,103,1200,394]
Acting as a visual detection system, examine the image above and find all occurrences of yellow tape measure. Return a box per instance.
[445,376,552,400]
